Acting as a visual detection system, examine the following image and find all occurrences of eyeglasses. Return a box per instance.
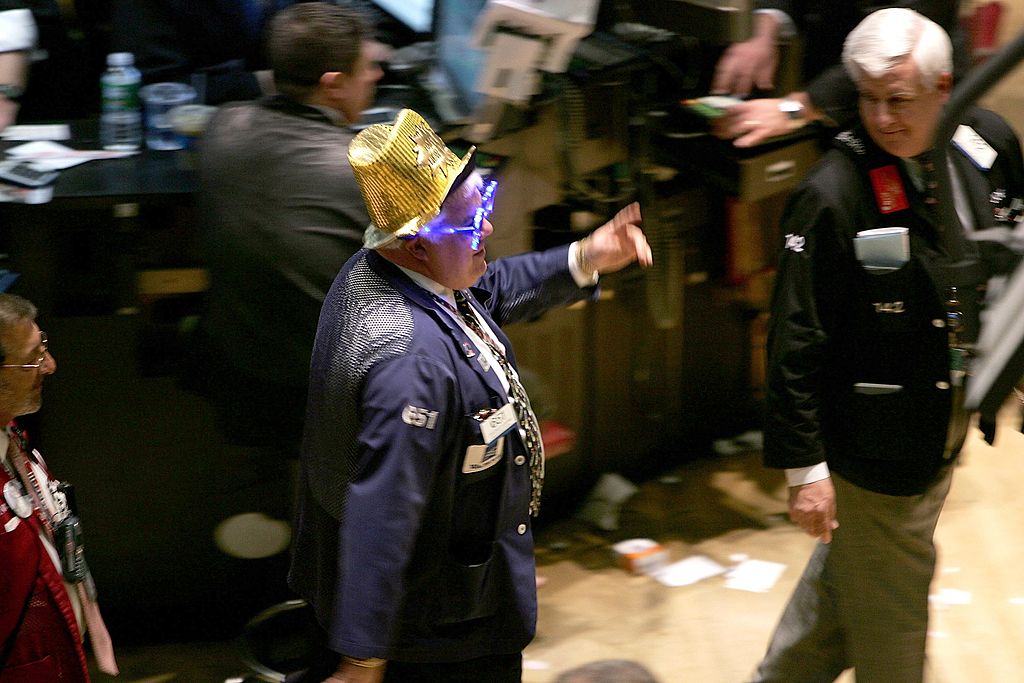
[419,178,498,250]
[1,331,48,370]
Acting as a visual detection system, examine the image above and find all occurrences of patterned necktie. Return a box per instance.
[453,291,545,516]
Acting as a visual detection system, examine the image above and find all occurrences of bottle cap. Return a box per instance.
[107,52,134,67]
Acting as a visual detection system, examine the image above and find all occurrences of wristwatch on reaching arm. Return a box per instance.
[0,84,24,102]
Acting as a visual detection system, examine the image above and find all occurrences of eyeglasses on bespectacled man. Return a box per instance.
[0,331,48,370]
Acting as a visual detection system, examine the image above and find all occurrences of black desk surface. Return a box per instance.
[1,119,197,201]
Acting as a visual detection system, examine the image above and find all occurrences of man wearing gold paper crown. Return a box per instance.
[288,108,651,682]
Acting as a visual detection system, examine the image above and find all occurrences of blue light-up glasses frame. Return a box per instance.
[419,178,497,250]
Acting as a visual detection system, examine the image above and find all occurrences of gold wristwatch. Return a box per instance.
[343,656,387,668]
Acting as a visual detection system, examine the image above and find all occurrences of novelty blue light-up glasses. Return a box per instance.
[418,178,497,250]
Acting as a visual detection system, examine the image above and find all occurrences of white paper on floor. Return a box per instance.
[929,588,972,605]
[712,430,764,456]
[724,558,786,592]
[651,555,727,587]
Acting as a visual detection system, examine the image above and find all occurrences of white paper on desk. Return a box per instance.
[724,559,786,593]
[6,140,79,158]
[5,140,137,169]
[0,124,71,141]
[24,157,91,172]
[650,555,727,587]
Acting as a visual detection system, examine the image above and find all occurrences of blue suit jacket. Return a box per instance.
[289,245,592,662]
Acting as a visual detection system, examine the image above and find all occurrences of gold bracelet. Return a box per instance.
[343,656,387,668]
[576,236,597,277]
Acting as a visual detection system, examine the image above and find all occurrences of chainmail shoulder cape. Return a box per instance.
[303,253,415,522]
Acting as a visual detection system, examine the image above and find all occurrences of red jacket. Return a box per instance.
[1,444,88,682]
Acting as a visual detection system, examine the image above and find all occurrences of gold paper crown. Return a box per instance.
[348,109,475,247]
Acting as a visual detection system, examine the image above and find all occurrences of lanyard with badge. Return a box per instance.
[3,427,95,595]
[462,405,518,474]
[2,453,33,521]
[6,427,119,674]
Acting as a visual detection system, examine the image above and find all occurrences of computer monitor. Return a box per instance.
[370,0,434,34]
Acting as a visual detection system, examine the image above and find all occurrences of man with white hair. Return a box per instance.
[288,108,651,682]
[753,8,1023,682]
[711,1,967,148]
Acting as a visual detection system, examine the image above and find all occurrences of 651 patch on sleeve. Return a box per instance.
[402,405,439,429]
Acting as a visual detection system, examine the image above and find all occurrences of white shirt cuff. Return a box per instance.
[568,241,599,287]
[754,9,796,40]
[785,462,830,487]
[0,10,37,53]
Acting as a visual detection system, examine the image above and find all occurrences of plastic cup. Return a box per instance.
[140,82,197,151]
[168,104,217,148]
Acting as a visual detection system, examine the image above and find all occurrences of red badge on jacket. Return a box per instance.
[869,165,910,214]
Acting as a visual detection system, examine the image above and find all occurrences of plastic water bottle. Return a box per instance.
[100,52,142,151]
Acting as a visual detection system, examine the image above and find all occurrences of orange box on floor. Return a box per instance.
[612,538,669,576]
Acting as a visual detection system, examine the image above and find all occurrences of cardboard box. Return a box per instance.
[612,538,670,576]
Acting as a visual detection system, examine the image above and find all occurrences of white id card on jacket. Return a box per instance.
[480,403,516,444]
[462,438,505,474]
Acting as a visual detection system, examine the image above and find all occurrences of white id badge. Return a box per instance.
[462,438,505,474]
[953,125,997,170]
[480,403,517,444]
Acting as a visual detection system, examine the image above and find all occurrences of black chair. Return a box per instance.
[240,599,320,682]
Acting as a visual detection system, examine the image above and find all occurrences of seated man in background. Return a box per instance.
[0,3,35,130]
[289,108,651,681]
[196,2,381,489]
[755,8,1022,682]
[711,0,968,148]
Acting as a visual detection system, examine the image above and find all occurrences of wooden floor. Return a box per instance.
[524,400,1024,683]
[96,401,1024,683]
